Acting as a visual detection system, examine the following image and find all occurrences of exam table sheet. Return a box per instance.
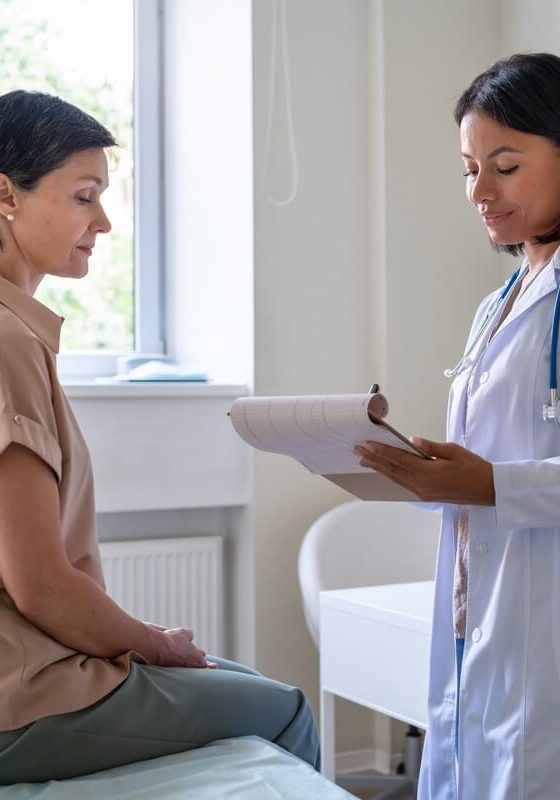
[0,737,354,800]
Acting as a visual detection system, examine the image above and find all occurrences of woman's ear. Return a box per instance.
[0,174,18,219]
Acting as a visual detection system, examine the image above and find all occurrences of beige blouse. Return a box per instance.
[0,275,134,732]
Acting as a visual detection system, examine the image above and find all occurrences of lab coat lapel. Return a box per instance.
[490,253,560,340]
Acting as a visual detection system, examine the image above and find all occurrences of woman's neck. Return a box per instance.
[0,257,42,296]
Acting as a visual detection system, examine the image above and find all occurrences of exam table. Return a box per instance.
[0,737,354,800]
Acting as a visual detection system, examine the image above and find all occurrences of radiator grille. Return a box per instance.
[99,536,223,655]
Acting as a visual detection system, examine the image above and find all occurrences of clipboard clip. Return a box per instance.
[367,383,389,419]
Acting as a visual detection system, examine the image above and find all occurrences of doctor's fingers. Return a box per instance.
[411,438,469,461]
[356,455,423,495]
[355,444,424,474]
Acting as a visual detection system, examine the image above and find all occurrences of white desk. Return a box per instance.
[319,581,434,780]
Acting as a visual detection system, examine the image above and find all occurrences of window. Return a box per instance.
[0,0,163,378]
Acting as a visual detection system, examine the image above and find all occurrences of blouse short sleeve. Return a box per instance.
[0,325,62,482]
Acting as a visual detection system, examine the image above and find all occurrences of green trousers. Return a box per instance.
[0,658,320,784]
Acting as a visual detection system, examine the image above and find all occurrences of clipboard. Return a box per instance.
[228,390,429,501]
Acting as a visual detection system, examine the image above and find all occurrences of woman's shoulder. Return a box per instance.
[0,305,55,393]
[0,305,59,451]
[0,303,53,357]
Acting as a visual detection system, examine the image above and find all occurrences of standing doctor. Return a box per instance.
[356,53,560,799]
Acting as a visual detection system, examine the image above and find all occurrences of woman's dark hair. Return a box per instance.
[0,90,116,191]
[454,52,560,256]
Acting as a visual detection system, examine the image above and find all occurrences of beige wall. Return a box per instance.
[495,0,560,280]
[251,0,506,762]
[499,0,560,54]
[252,0,373,754]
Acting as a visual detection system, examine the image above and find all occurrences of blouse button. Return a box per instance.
[13,414,22,425]
[479,370,490,385]
[472,628,483,643]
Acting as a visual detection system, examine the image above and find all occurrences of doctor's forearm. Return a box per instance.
[493,457,560,527]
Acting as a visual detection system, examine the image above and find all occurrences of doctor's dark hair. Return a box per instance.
[0,90,116,191]
[454,52,560,257]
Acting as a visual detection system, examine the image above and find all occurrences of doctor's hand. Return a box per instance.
[354,437,495,506]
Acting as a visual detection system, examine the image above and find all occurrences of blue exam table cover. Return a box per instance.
[0,736,354,800]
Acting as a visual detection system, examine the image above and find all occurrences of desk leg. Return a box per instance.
[320,688,335,780]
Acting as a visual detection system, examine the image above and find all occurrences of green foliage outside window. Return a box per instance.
[0,0,134,351]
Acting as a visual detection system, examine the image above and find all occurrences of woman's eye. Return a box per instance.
[496,166,519,175]
[462,170,477,178]
[77,196,92,204]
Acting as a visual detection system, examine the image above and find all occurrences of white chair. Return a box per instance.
[298,500,440,799]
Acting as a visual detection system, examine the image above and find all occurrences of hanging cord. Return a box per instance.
[264,0,299,206]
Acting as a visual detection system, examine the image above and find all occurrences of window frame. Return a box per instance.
[58,0,165,381]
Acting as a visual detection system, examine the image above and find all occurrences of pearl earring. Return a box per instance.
[6,214,14,222]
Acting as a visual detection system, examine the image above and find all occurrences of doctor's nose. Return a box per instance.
[469,172,498,206]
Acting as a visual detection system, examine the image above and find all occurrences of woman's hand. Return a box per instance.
[355,437,495,506]
[155,626,219,669]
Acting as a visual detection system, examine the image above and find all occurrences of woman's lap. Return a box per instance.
[0,658,319,784]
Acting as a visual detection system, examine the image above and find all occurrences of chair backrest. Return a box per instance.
[298,500,440,645]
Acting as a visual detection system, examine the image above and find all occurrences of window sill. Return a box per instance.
[62,381,248,400]
[64,380,251,512]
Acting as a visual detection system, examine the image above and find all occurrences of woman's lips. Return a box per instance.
[482,211,513,227]
[77,246,93,255]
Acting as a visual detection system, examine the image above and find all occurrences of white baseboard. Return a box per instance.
[336,747,393,775]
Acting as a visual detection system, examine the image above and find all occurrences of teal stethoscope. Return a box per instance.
[444,267,560,425]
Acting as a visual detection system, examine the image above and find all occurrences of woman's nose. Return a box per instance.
[94,205,112,234]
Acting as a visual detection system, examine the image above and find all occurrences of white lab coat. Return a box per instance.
[418,247,560,800]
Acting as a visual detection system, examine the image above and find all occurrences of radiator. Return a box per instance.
[99,536,224,655]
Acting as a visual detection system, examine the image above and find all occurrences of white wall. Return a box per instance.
[81,0,560,768]
[251,0,504,763]
[499,0,560,55]
[252,0,373,755]
[368,0,502,759]
[377,0,502,436]
[495,0,560,280]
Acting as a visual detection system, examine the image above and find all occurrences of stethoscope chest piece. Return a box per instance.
[542,389,560,425]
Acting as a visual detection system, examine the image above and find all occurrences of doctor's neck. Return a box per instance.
[523,241,559,273]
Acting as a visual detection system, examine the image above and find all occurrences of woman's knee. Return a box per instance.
[208,656,262,676]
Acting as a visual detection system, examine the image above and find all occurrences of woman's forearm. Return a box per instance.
[19,565,169,664]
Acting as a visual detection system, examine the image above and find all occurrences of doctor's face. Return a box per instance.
[460,111,560,247]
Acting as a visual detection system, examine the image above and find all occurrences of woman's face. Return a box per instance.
[5,147,111,281]
[460,111,560,247]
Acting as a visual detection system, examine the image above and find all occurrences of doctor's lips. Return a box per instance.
[480,210,514,226]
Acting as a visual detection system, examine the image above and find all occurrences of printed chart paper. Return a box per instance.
[229,394,426,500]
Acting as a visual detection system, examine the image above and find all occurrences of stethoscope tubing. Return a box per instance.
[444,268,521,379]
[550,285,560,392]
[446,262,560,423]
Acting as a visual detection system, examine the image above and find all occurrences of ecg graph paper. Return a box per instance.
[229,394,417,475]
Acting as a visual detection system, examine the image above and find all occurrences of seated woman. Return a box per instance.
[0,90,319,785]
